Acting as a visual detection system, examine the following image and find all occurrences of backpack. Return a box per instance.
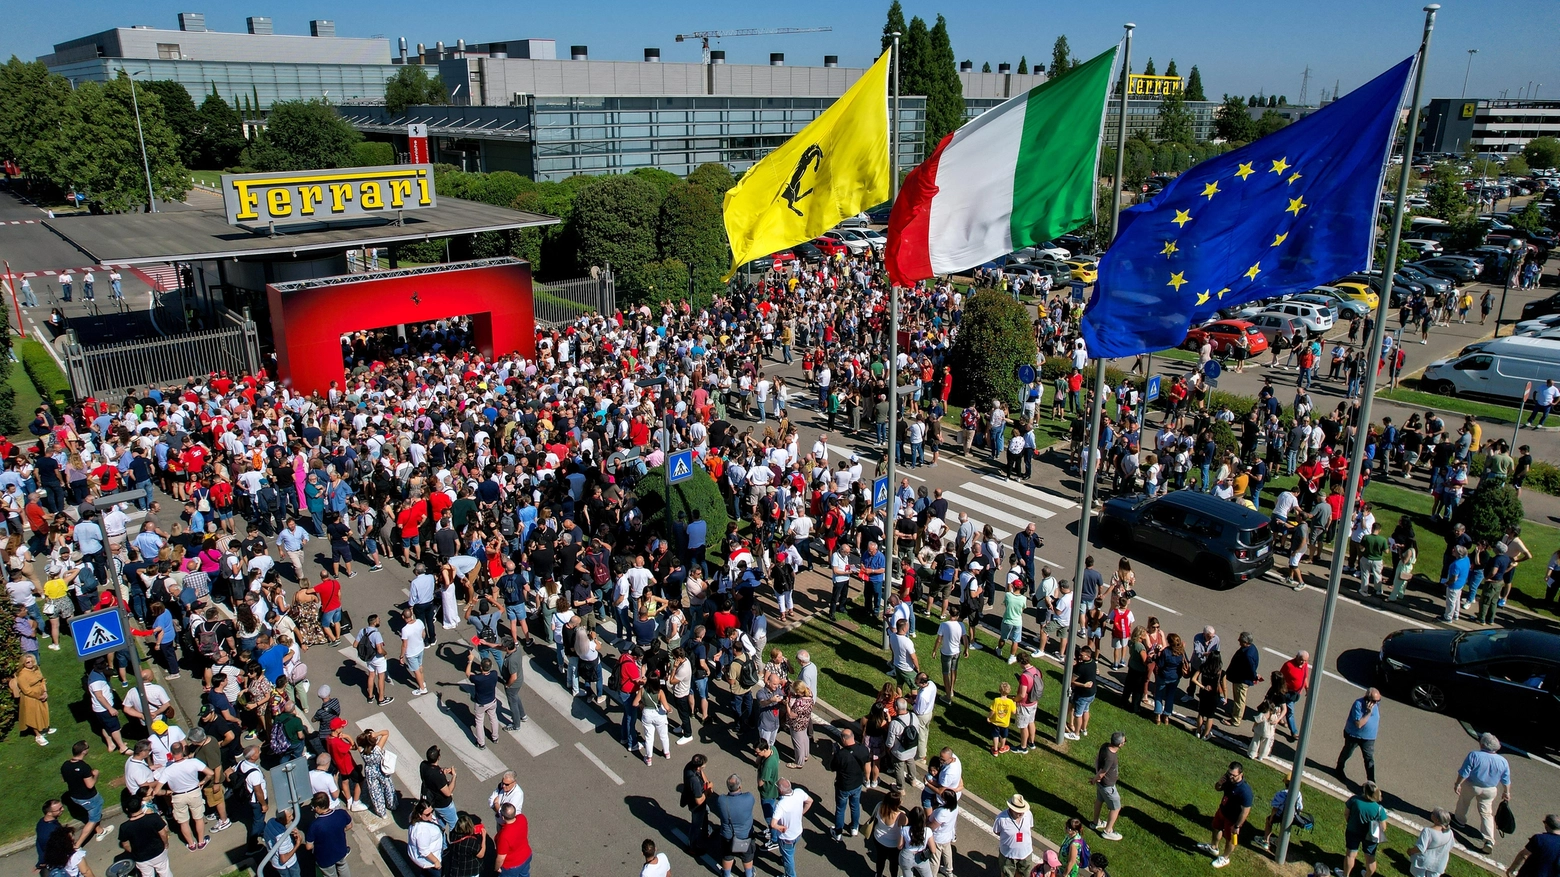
[497,573,523,606]
[269,720,292,755]
[590,553,611,587]
[355,628,377,663]
[896,716,920,752]
[196,622,221,660]
[1072,835,1092,870]
[737,654,760,689]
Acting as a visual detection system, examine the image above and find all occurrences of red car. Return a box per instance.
[769,250,797,268]
[811,237,849,257]
[1182,319,1269,357]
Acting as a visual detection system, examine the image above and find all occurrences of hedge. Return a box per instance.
[634,463,731,554]
[18,339,68,409]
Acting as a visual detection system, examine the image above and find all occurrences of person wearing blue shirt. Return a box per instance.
[151,603,180,678]
[684,510,708,573]
[1336,688,1382,784]
[257,634,289,684]
[1443,545,1472,622]
[861,542,887,616]
[1453,732,1512,853]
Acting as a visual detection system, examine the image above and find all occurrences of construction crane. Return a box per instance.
[674,27,833,66]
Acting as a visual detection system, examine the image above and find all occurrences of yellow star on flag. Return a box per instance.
[1270,157,1290,175]
[1217,287,1231,300]
[1234,162,1255,181]
[1168,271,1188,292]
[1286,196,1306,216]
[1195,291,1210,306]
[1201,181,1221,200]
[1288,172,1302,185]
[1245,262,1262,280]
[1172,209,1192,227]
[1161,240,1179,256]
[1272,232,1289,247]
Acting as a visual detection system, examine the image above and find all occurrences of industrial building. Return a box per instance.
[1418,97,1560,158]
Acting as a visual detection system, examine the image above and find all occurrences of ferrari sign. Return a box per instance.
[222,164,436,226]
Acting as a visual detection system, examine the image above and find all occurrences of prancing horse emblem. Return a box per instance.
[781,144,824,217]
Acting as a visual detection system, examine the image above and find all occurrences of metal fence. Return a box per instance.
[65,310,261,400]
[534,268,615,326]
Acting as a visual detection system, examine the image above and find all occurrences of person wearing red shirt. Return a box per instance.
[397,502,427,564]
[1276,652,1311,740]
[324,718,365,810]
[315,576,344,643]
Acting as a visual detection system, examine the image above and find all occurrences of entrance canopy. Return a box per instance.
[46,197,558,266]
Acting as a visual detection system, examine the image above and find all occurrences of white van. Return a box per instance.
[1421,336,1560,401]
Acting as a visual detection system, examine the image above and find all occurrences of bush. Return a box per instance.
[622,259,690,306]
[351,141,395,167]
[396,238,449,264]
[1456,484,1525,543]
[19,339,68,409]
[1210,421,1239,460]
[0,596,19,737]
[947,291,1038,408]
[1525,461,1560,497]
[635,463,730,552]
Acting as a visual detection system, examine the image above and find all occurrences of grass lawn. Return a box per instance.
[189,169,223,189]
[0,637,128,844]
[773,614,1494,877]
[1376,384,1522,424]
[7,355,44,440]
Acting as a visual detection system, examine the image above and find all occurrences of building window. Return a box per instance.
[157,43,181,59]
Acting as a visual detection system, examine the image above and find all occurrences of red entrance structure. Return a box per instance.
[267,258,536,395]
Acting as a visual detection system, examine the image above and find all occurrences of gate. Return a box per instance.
[534,266,615,326]
[65,309,261,400]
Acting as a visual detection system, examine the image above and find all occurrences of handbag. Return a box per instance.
[729,836,753,855]
[380,748,398,775]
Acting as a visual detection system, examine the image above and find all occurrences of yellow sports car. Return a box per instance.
[1066,259,1098,284]
[1331,281,1380,311]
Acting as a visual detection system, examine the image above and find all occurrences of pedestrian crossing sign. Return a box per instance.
[69,608,127,661]
[873,476,889,511]
[1146,374,1161,403]
[668,449,694,484]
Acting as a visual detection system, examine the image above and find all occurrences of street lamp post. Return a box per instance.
[1461,49,1477,98]
[120,67,157,213]
[1494,238,1523,336]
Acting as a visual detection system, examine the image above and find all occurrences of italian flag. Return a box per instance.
[886,46,1119,286]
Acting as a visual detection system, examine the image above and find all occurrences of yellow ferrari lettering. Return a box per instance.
[359,181,384,210]
[329,183,354,213]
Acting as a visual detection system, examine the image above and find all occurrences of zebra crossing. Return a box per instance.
[943,474,1079,540]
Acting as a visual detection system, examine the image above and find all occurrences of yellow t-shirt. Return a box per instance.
[43,578,69,601]
[989,696,1016,728]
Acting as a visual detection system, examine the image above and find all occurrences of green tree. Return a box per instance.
[194,88,246,169]
[1444,213,1486,252]
[1164,59,1178,79]
[0,58,72,178]
[570,173,661,276]
[1156,90,1194,145]
[947,290,1038,408]
[1142,58,1156,77]
[144,80,200,169]
[1470,157,1503,180]
[924,15,965,155]
[1456,484,1525,543]
[1017,56,1028,75]
[981,61,991,73]
[1510,200,1549,237]
[635,463,730,549]
[656,182,730,301]
[242,99,361,171]
[1278,95,1288,106]
[1522,136,1560,170]
[384,64,447,115]
[1254,109,1289,138]
[475,170,532,207]
[623,258,690,306]
[44,76,188,211]
[631,167,683,199]
[687,162,736,198]
[0,289,15,434]
[1050,36,1075,80]
[1184,65,1206,101]
[1123,138,1154,187]
[1502,153,1530,176]
[900,17,933,97]
[511,180,584,278]
[351,141,394,167]
[1213,96,1255,143]
[1425,162,1469,220]
[882,0,907,55]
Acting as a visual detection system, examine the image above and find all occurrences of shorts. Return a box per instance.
[368,656,388,675]
[999,857,1027,877]
[1211,810,1240,840]
[1097,783,1121,810]
[172,789,206,824]
[1072,694,1095,716]
[94,710,122,733]
[990,725,1009,740]
[322,608,342,627]
[692,678,709,700]
[1087,627,1104,641]
[505,604,528,622]
[1045,620,1068,641]
[72,793,104,823]
[1344,829,1378,856]
[1014,703,1037,729]
[724,836,757,863]
[940,654,960,677]
[401,535,420,549]
[332,545,353,564]
[405,652,424,672]
[999,622,1023,643]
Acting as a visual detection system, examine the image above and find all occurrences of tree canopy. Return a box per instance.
[1523,136,1560,170]
[686,162,736,198]
[923,15,965,154]
[1213,95,1255,143]
[570,173,661,285]
[194,89,246,169]
[947,290,1038,408]
[1156,90,1195,145]
[1017,56,1028,75]
[143,80,201,169]
[242,99,361,171]
[1050,36,1076,80]
[1184,65,1206,101]
[882,1,907,55]
[384,65,447,116]
[1253,109,1289,139]
[1142,58,1156,77]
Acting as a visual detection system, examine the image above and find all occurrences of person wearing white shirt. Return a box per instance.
[406,803,446,873]
[146,722,187,768]
[309,753,342,808]
[912,676,938,761]
[993,795,1035,866]
[768,779,813,877]
[488,771,524,817]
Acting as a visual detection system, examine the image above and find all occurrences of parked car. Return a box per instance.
[1099,491,1275,589]
[1239,312,1305,350]
[836,212,871,228]
[866,207,894,224]
[1397,264,1453,295]
[1182,319,1270,357]
[1420,335,1560,400]
[1514,314,1560,334]
[1403,239,1442,258]
[811,236,849,257]
[1377,627,1558,724]
[1065,259,1098,284]
[1249,300,1334,336]
[857,228,888,250]
[1054,234,1090,253]
[1330,281,1381,311]
[1298,286,1369,321]
[1289,294,1341,322]
[793,241,824,263]
[820,230,871,254]
[1012,243,1070,262]
[1409,257,1482,284]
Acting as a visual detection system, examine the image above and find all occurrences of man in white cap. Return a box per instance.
[993,794,1034,877]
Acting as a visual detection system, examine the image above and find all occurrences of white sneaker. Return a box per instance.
[349,801,368,812]
[1006,656,1018,665]
[1031,650,1045,659]
[1102,831,1123,841]
[1094,820,1107,832]
[413,688,429,697]
[1212,856,1231,868]
[1063,731,1080,741]
[677,736,694,745]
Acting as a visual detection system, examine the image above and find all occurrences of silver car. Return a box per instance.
[1256,301,1334,336]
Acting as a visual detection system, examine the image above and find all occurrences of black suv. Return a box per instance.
[1100,490,1274,588]
[1521,291,1560,322]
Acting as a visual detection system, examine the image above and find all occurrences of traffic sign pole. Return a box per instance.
[120,607,151,732]
[1515,381,1532,446]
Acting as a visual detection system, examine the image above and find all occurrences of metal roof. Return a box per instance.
[338,109,534,141]
[47,197,558,265]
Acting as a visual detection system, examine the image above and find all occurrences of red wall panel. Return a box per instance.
[267,261,536,396]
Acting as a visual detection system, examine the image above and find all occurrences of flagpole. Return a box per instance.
[1275,4,1439,865]
[1057,21,1133,746]
[885,30,902,611]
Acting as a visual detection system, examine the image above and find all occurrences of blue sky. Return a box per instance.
[8,0,1558,104]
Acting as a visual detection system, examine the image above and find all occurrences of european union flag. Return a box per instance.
[1080,57,1415,359]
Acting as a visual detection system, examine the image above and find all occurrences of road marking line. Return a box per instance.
[1133,596,1183,616]
[506,719,560,757]
[404,692,508,781]
[354,711,423,797]
[525,658,607,733]
[574,741,624,785]
[978,474,1080,509]
[957,482,1062,521]
[943,490,1053,531]
[1261,647,1363,691]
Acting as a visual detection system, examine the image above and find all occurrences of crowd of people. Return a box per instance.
[6,239,1558,877]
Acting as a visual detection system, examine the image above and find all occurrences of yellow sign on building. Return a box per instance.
[221,165,436,226]
[1127,74,1185,97]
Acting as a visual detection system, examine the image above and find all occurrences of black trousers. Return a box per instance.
[1337,735,1376,783]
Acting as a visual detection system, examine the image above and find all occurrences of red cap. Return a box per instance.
[330,717,347,730]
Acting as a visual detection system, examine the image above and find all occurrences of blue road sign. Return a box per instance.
[1145,374,1161,403]
[1070,280,1085,303]
[1016,364,1037,384]
[1202,359,1222,380]
[70,608,126,661]
[873,476,889,511]
[667,449,695,484]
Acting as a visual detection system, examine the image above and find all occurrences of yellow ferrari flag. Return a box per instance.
[722,49,891,279]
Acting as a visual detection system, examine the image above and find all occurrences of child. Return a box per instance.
[989,681,1016,756]
[1248,696,1285,761]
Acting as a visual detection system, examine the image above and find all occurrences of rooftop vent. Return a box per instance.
[770,52,785,66]
[309,19,335,38]
[570,45,588,60]
[710,50,725,64]
[177,12,206,32]
[644,47,660,62]
[998,62,1011,74]
[959,60,973,72]
[824,55,838,67]
[246,17,273,35]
